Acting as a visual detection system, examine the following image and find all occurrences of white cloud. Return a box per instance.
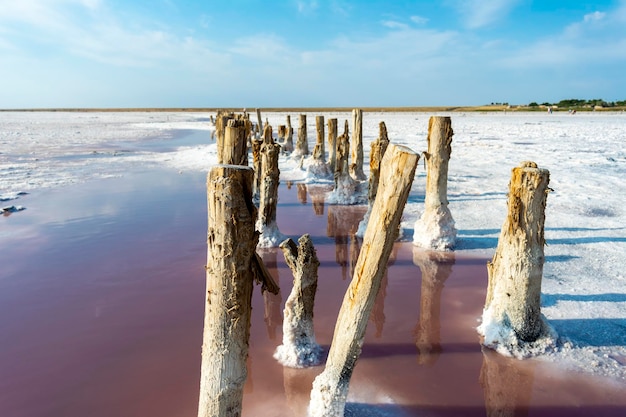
[382,20,409,30]
[448,0,521,29]
[410,15,429,25]
[584,11,606,23]
[296,0,319,14]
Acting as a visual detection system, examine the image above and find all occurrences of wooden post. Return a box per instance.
[328,120,362,204]
[309,115,331,177]
[350,108,366,181]
[478,161,554,355]
[198,165,257,417]
[215,112,234,161]
[251,138,262,201]
[256,108,263,134]
[294,114,309,158]
[283,115,294,153]
[256,125,284,248]
[220,119,249,166]
[357,121,390,236]
[327,118,338,173]
[413,249,454,365]
[413,116,457,250]
[274,234,323,368]
[278,125,287,143]
[309,144,419,417]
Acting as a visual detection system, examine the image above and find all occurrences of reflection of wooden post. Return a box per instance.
[413,116,456,250]
[413,249,455,365]
[198,165,257,417]
[257,125,284,248]
[480,347,534,417]
[220,119,248,165]
[294,114,309,158]
[479,161,553,352]
[357,121,390,236]
[297,183,307,204]
[309,144,419,417]
[308,185,327,216]
[261,250,282,340]
[284,115,294,153]
[283,367,318,417]
[350,108,366,181]
[275,235,323,368]
[327,118,338,173]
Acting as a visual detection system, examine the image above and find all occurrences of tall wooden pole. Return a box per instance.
[350,109,366,181]
[413,116,457,250]
[198,165,257,417]
[327,118,338,173]
[309,115,331,177]
[283,115,294,153]
[257,125,284,248]
[294,114,309,158]
[220,119,249,166]
[479,161,553,354]
[309,144,419,417]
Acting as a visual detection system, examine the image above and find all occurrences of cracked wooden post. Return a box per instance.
[413,116,457,250]
[197,165,257,417]
[294,114,309,158]
[283,115,294,153]
[478,161,554,356]
[350,108,366,181]
[274,234,323,368]
[357,121,390,236]
[278,125,287,143]
[215,112,234,161]
[256,125,284,248]
[327,118,338,173]
[220,119,249,166]
[251,137,262,201]
[309,144,419,417]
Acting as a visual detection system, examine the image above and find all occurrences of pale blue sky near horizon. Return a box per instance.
[1,0,625,108]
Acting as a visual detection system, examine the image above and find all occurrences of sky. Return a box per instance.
[0,0,625,108]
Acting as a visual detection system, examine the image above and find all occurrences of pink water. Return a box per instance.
[1,170,625,417]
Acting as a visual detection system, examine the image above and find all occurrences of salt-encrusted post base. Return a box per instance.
[257,125,285,248]
[274,234,323,368]
[478,161,556,358]
[413,116,457,250]
[308,144,419,417]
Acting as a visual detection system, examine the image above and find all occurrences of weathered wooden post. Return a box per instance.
[256,125,284,248]
[308,115,332,177]
[251,137,262,201]
[327,118,338,173]
[283,115,294,153]
[413,249,455,365]
[309,144,419,417]
[278,125,287,143]
[215,112,234,160]
[198,165,257,417]
[413,116,457,250]
[294,114,309,158]
[478,161,555,357]
[357,121,390,237]
[328,120,362,204]
[256,108,263,134]
[219,119,249,166]
[274,234,323,368]
[350,108,366,181]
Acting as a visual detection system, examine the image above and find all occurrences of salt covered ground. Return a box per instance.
[1,110,625,415]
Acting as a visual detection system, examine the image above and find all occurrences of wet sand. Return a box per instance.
[1,167,626,417]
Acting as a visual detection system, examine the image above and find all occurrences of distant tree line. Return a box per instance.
[527,99,626,108]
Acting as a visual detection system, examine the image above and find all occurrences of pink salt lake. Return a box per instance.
[1,170,625,417]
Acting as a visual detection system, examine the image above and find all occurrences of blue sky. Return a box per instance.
[1,0,625,108]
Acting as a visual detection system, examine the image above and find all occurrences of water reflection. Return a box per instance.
[326,205,367,280]
[282,366,318,416]
[297,184,307,204]
[480,347,535,417]
[260,250,282,340]
[412,248,455,365]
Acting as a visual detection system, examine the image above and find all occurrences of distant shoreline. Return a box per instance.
[1,105,624,113]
